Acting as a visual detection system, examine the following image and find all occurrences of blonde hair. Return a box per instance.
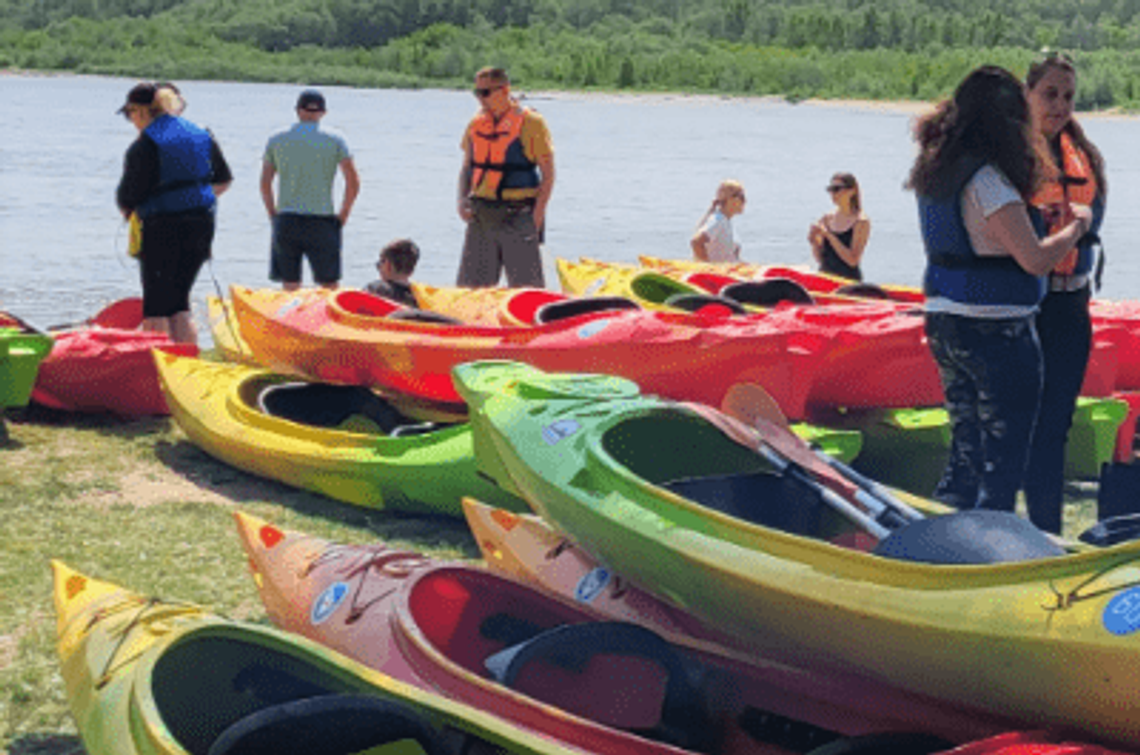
[155,86,186,117]
[696,179,745,230]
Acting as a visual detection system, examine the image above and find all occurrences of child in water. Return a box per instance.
[691,180,746,262]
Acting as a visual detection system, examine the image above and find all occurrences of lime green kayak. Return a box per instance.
[453,360,1140,749]
[51,560,585,755]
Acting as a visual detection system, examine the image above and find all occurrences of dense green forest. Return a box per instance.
[5,0,1140,108]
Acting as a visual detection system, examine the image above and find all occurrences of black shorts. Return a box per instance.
[270,214,342,285]
[139,210,214,318]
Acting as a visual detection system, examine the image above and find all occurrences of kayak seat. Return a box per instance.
[872,510,1066,564]
[535,296,640,324]
[479,612,547,647]
[736,706,840,752]
[1079,512,1140,547]
[722,279,814,307]
[257,382,430,436]
[387,308,464,325]
[833,282,890,300]
[484,621,712,752]
[662,471,822,537]
[664,293,748,315]
[206,694,448,755]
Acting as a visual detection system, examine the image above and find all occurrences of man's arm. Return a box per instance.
[533,153,555,235]
[337,157,360,226]
[259,160,277,219]
[458,140,473,222]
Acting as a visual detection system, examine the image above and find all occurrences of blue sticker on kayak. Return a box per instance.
[542,419,581,445]
[577,319,612,340]
[311,582,349,625]
[575,567,610,603]
[1104,587,1140,636]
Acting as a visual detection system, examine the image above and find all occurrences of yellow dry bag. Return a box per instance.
[127,212,143,258]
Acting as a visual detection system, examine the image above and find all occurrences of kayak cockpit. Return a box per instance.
[151,633,447,755]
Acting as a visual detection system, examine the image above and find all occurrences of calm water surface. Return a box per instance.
[3,74,1139,340]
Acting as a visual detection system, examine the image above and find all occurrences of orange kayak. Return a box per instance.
[235,510,1026,754]
[230,285,801,412]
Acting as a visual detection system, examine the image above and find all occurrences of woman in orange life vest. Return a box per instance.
[1023,52,1108,534]
[456,67,555,288]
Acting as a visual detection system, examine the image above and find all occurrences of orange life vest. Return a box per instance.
[467,106,540,201]
[1029,131,1099,275]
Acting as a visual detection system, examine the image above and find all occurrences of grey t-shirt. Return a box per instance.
[264,122,351,216]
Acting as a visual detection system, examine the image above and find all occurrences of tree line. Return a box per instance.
[3,0,1140,108]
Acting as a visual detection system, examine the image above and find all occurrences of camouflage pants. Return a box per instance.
[925,312,1043,513]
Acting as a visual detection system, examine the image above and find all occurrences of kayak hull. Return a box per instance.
[51,560,571,755]
[235,511,1025,753]
[154,351,525,516]
[454,359,1140,748]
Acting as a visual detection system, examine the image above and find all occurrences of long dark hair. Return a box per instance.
[1026,54,1108,195]
[907,65,1049,199]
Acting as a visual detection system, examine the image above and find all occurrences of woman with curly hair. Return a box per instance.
[908,65,1093,517]
[1021,53,1108,534]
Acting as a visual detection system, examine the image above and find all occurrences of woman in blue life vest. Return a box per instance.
[1022,53,1108,534]
[907,66,1093,516]
[116,82,232,346]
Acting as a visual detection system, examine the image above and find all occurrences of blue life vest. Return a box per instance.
[917,158,1044,307]
[138,115,215,218]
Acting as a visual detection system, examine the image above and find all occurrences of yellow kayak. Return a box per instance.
[410,283,568,326]
[52,560,585,755]
[153,351,523,516]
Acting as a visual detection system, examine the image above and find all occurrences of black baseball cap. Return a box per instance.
[296,89,326,112]
[117,82,157,114]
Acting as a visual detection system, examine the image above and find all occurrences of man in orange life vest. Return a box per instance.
[456,67,555,287]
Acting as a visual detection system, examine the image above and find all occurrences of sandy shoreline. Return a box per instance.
[7,67,1135,119]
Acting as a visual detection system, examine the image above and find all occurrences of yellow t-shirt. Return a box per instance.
[462,106,553,201]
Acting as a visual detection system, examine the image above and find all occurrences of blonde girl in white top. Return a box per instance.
[691,180,746,262]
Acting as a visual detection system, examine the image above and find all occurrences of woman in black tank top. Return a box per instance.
[807,172,870,281]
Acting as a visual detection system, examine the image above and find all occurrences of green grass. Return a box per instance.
[0,405,478,754]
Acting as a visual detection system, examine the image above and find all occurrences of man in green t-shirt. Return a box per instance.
[260,89,361,291]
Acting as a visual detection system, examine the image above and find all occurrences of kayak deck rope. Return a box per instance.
[1043,554,1140,615]
[304,545,430,624]
[88,595,200,689]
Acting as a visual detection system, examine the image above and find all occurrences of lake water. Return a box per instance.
[3,73,1139,339]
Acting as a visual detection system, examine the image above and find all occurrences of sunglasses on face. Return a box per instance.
[826,185,848,193]
[474,86,502,98]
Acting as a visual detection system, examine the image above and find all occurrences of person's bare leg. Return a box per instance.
[283,281,301,292]
[170,311,198,346]
[141,317,171,336]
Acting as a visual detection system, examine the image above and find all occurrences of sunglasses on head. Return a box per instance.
[474,86,502,98]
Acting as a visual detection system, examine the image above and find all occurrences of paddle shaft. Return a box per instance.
[754,444,893,539]
[721,383,923,526]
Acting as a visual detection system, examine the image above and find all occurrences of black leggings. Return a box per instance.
[139,210,214,318]
[1023,287,1092,534]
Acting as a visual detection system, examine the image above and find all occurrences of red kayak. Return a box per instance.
[31,300,196,415]
[235,511,1040,755]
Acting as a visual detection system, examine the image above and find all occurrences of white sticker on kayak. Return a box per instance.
[1104,587,1140,636]
[577,319,612,339]
[575,567,611,603]
[276,298,303,318]
[542,419,581,445]
[310,581,349,625]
